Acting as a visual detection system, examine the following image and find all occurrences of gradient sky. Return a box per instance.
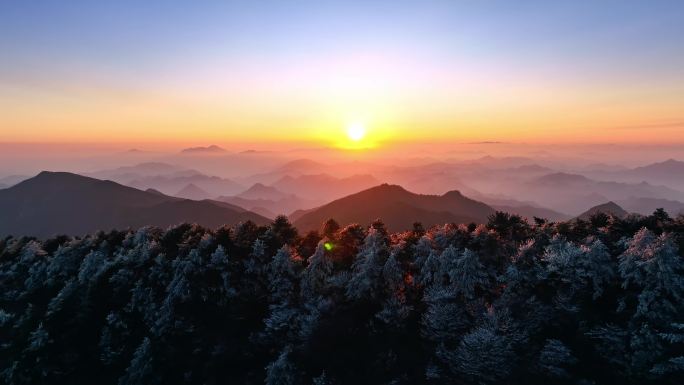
[1,0,683,147]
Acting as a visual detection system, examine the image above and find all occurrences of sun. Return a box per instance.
[346,122,366,141]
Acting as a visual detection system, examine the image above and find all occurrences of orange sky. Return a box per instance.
[2,1,683,148]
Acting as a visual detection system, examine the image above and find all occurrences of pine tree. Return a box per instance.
[346,227,389,300]
[301,242,333,300]
[268,246,298,303]
[537,339,577,379]
[449,248,488,299]
[265,346,298,385]
[440,325,514,384]
[118,337,157,385]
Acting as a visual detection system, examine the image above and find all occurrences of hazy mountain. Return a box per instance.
[583,159,684,190]
[0,172,269,237]
[0,174,30,187]
[516,172,684,214]
[175,183,212,200]
[145,188,166,196]
[180,145,227,154]
[401,173,479,196]
[247,206,278,219]
[277,158,328,174]
[237,158,330,185]
[618,196,684,217]
[491,205,571,222]
[293,184,495,232]
[236,183,290,201]
[288,207,315,223]
[535,172,593,185]
[576,201,629,221]
[217,194,319,219]
[628,159,684,178]
[127,173,244,197]
[581,163,629,172]
[503,164,555,175]
[87,162,183,183]
[273,173,381,201]
[466,156,538,168]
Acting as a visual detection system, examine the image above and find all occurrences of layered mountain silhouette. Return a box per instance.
[236,183,291,200]
[490,204,571,222]
[584,159,684,191]
[0,174,29,188]
[180,145,227,154]
[618,196,684,217]
[293,184,495,232]
[218,183,318,219]
[272,173,380,201]
[88,162,182,181]
[576,201,629,220]
[0,172,269,238]
[512,172,684,214]
[127,173,244,197]
[175,183,212,200]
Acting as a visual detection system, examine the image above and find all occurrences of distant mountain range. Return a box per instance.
[236,183,292,201]
[1,168,653,238]
[512,172,684,215]
[293,184,496,232]
[88,162,182,180]
[0,174,30,188]
[127,173,244,197]
[180,145,227,154]
[175,183,213,200]
[217,183,319,219]
[617,196,684,217]
[272,173,380,201]
[584,159,684,191]
[0,172,269,238]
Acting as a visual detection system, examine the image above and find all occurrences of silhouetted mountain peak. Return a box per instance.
[577,201,628,220]
[442,190,464,198]
[370,183,407,193]
[0,172,269,237]
[293,184,494,232]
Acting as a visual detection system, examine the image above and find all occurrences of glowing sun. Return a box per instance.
[346,122,366,141]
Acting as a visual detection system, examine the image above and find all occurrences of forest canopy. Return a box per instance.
[1,211,683,384]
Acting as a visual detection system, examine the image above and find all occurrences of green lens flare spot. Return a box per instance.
[324,242,334,251]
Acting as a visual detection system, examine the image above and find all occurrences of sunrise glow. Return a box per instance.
[0,1,682,147]
[346,123,366,142]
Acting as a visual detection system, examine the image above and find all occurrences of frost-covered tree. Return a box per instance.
[449,248,488,299]
[265,346,298,385]
[421,286,469,343]
[346,228,388,300]
[0,210,682,385]
[439,325,514,384]
[301,242,333,300]
[537,339,577,379]
[268,246,298,303]
[262,246,301,342]
[118,337,157,385]
[617,229,684,376]
[376,251,412,325]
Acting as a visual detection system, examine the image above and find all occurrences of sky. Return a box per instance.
[1,0,683,149]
